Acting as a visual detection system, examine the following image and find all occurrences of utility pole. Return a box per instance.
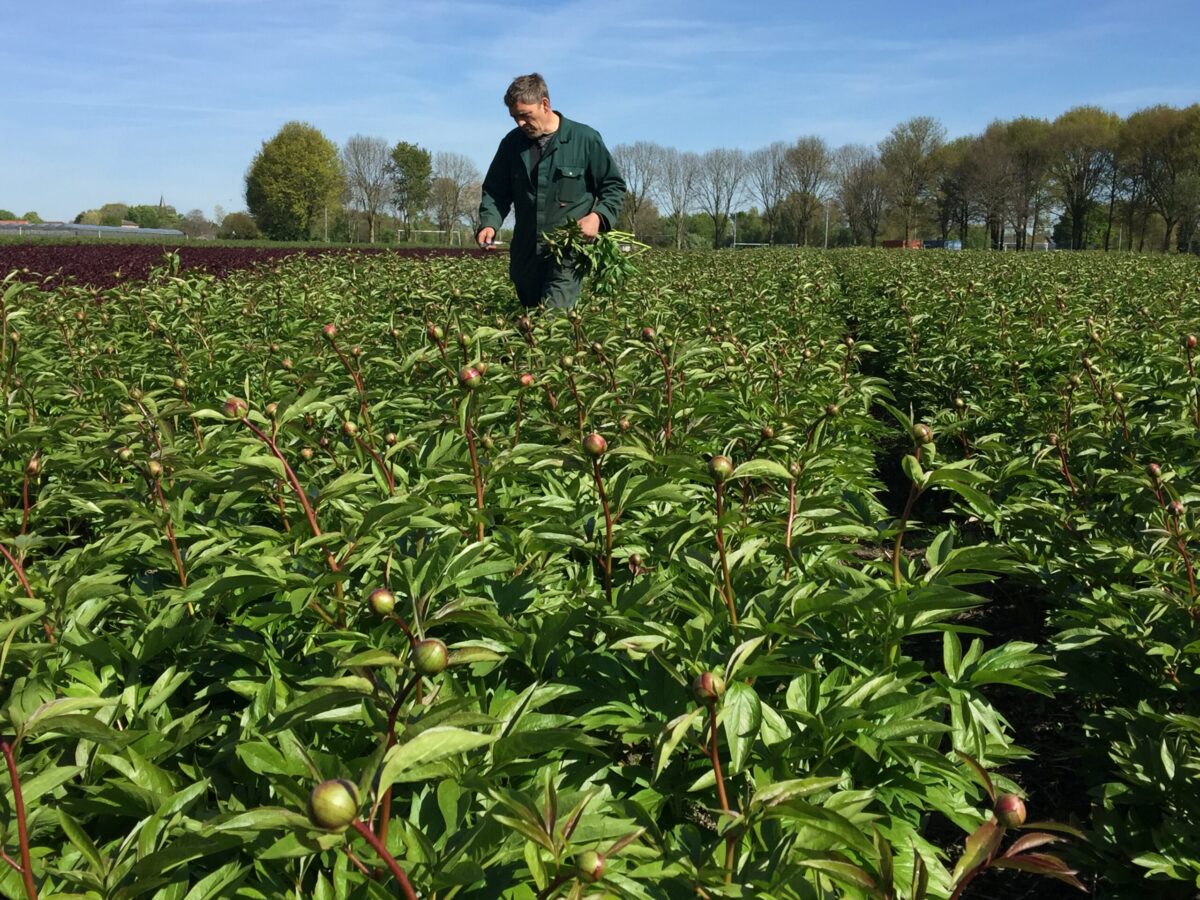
[824,202,830,249]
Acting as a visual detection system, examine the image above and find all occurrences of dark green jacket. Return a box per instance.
[478,113,626,271]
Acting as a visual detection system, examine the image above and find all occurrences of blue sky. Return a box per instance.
[4,0,1198,223]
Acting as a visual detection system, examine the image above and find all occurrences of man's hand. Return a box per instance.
[577,212,601,241]
[477,227,497,249]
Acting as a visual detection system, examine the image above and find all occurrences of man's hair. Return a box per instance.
[504,73,549,108]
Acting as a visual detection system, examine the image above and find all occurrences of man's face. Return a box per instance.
[509,97,555,139]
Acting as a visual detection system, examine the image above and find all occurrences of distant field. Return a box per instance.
[0,242,491,288]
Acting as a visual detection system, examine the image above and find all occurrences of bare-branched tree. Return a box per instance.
[746,142,790,245]
[879,116,947,242]
[429,152,482,243]
[784,136,831,245]
[695,148,747,249]
[341,134,391,243]
[613,141,663,238]
[653,147,699,249]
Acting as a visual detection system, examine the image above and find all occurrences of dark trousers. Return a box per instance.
[511,249,584,310]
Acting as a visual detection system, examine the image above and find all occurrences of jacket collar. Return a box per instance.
[519,112,574,181]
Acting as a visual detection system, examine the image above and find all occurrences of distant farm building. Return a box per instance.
[0,222,185,239]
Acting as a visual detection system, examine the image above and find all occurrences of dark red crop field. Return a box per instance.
[0,243,490,289]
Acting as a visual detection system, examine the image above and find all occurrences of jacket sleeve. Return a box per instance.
[478,142,511,235]
[587,133,626,232]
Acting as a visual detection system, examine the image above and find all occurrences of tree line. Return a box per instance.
[239,122,481,244]
[616,104,1200,252]
[35,102,1196,251]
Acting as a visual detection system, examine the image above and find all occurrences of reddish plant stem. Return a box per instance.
[706,701,735,884]
[241,417,337,571]
[239,418,340,624]
[601,356,618,395]
[179,388,205,449]
[1,739,38,900]
[0,543,51,642]
[656,349,673,449]
[343,846,372,877]
[1114,402,1130,441]
[713,483,738,633]
[274,482,292,532]
[948,846,1002,900]
[1165,507,1197,600]
[151,478,187,589]
[329,337,370,426]
[462,395,486,543]
[566,372,585,442]
[592,459,614,605]
[354,433,395,495]
[20,454,37,535]
[133,399,164,458]
[350,820,417,900]
[1056,443,1078,498]
[1186,344,1199,428]
[535,871,572,900]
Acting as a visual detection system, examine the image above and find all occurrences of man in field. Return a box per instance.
[477,73,626,311]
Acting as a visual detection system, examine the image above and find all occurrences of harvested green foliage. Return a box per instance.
[542,220,649,296]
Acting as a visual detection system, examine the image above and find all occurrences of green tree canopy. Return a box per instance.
[388,141,432,242]
[246,122,343,240]
[218,211,261,240]
[74,203,130,227]
[0,209,16,220]
[126,204,181,229]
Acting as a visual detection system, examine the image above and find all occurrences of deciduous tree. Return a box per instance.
[745,142,789,244]
[784,136,831,245]
[833,144,887,247]
[1124,104,1200,252]
[879,116,946,242]
[388,141,432,242]
[1048,106,1119,250]
[1005,117,1053,249]
[428,152,481,242]
[612,141,662,239]
[218,211,261,240]
[695,148,746,249]
[245,122,343,241]
[341,135,391,243]
[652,147,699,250]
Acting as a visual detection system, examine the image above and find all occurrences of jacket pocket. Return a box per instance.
[554,165,585,203]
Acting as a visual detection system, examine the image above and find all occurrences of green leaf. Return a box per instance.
[722,682,762,773]
[731,458,794,481]
[654,708,704,780]
[751,776,843,809]
[377,726,496,789]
